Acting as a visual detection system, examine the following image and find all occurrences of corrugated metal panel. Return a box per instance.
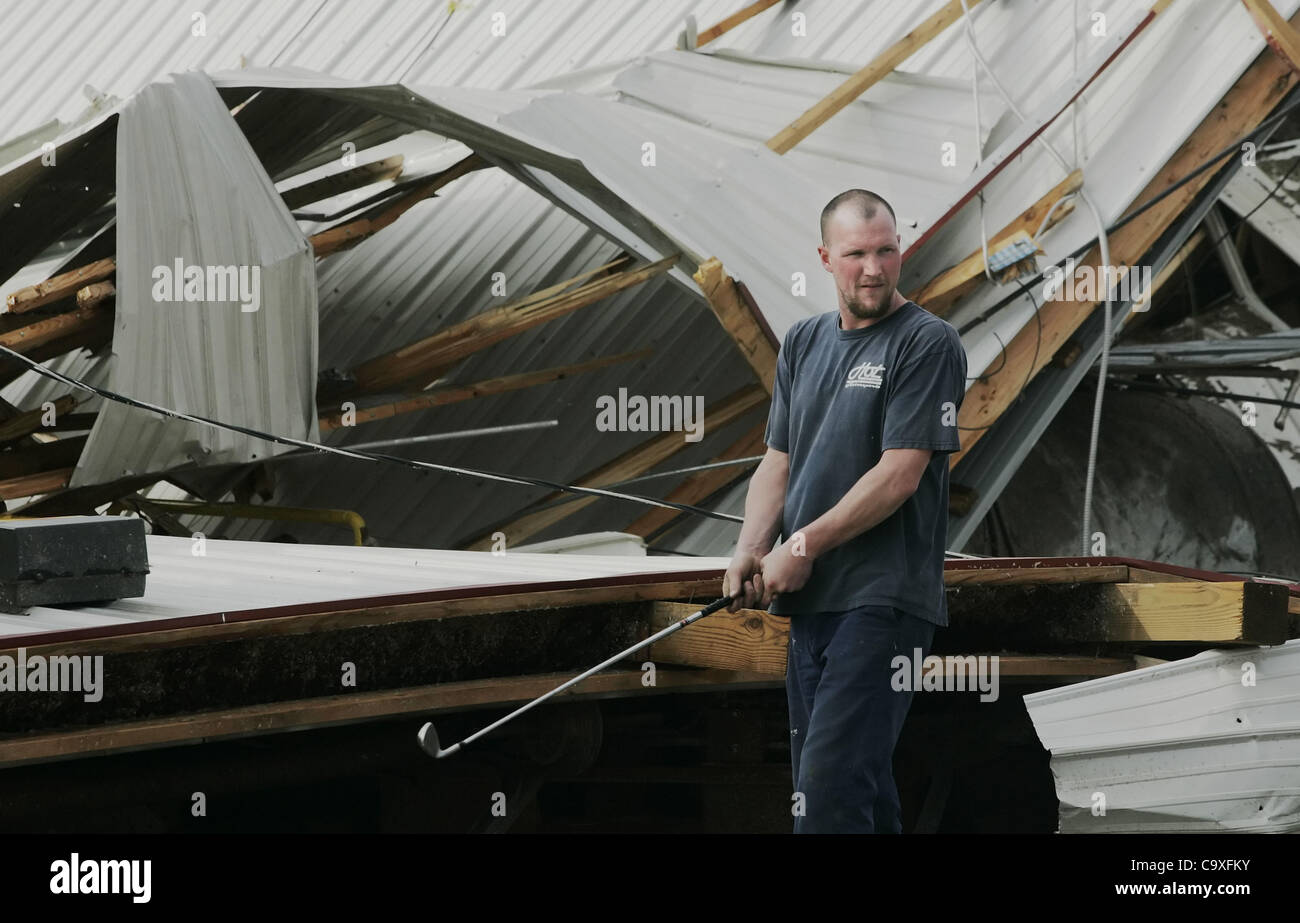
[0,0,751,146]
[588,51,1010,231]
[185,163,766,549]
[0,533,730,643]
[4,0,1294,559]
[71,72,319,484]
[1024,639,1300,833]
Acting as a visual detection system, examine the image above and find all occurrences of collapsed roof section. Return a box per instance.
[71,72,320,484]
[0,1,1298,563]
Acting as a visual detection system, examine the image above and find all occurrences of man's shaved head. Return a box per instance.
[820,190,897,246]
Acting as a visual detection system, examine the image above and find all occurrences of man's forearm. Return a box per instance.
[736,453,788,555]
[800,461,916,559]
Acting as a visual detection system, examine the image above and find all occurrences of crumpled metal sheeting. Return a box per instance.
[71,72,319,485]
[1025,639,1300,833]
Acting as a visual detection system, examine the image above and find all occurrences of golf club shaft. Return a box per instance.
[445,594,735,755]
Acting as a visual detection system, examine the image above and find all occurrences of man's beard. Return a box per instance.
[844,288,893,319]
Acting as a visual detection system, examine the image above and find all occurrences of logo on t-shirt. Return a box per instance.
[845,361,885,389]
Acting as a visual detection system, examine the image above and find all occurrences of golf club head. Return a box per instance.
[417,721,460,759]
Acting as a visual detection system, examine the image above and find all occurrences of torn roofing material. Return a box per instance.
[70,72,320,485]
[1024,638,1300,833]
[2,0,1298,554]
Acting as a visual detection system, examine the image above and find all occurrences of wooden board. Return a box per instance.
[693,258,778,393]
[766,0,984,155]
[646,601,1140,677]
[946,580,1288,645]
[0,667,782,768]
[951,5,1299,466]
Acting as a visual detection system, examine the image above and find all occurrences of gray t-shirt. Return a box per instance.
[763,301,967,626]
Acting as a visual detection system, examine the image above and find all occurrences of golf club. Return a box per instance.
[418,592,737,759]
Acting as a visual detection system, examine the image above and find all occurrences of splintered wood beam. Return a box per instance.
[318,348,652,431]
[309,153,489,257]
[461,384,768,550]
[281,155,405,210]
[0,468,74,500]
[0,435,86,481]
[4,154,433,313]
[5,258,116,314]
[0,395,77,443]
[950,13,1299,468]
[646,602,1141,678]
[349,253,673,395]
[1241,0,1300,72]
[693,258,778,393]
[766,0,983,155]
[0,303,111,354]
[909,170,1083,316]
[624,420,766,537]
[697,0,782,46]
[0,316,115,390]
[75,281,114,309]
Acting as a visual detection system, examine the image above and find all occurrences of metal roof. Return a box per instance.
[0,532,729,645]
[3,0,1299,558]
[1024,638,1300,833]
[70,72,320,485]
[0,0,755,147]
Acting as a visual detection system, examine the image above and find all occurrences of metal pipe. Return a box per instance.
[1205,205,1289,332]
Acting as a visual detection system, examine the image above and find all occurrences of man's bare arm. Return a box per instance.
[800,448,931,558]
[723,447,788,611]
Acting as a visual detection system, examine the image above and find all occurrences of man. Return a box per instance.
[723,189,967,834]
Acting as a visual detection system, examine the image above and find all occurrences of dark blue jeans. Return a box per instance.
[786,604,935,834]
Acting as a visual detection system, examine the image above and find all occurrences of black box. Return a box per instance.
[0,516,149,614]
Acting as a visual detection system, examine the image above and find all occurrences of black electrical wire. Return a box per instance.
[957,274,1043,432]
[946,100,1300,441]
[1106,378,1300,412]
[0,343,744,525]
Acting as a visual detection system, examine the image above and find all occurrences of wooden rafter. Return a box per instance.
[349,253,675,396]
[692,258,778,393]
[5,258,116,314]
[0,303,110,354]
[909,170,1083,316]
[319,348,652,432]
[1241,0,1300,73]
[2,154,488,317]
[950,10,1300,468]
[904,0,1174,262]
[766,0,984,155]
[696,0,782,47]
[624,420,766,538]
[460,384,768,550]
[309,153,489,257]
[0,395,77,443]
